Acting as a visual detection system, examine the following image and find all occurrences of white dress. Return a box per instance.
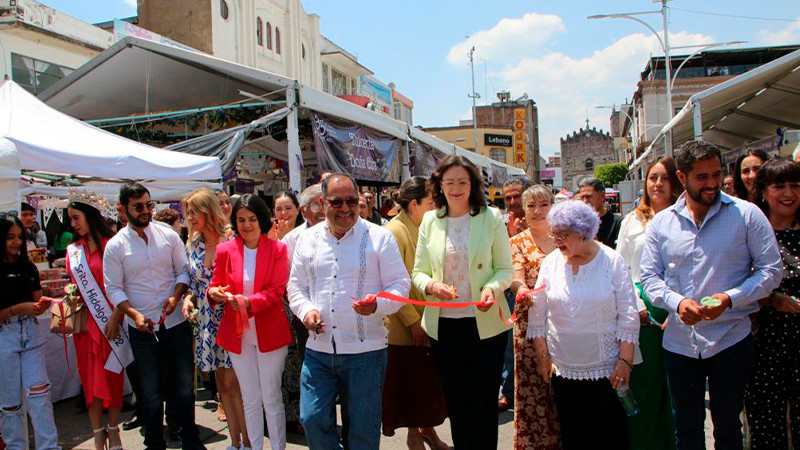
[527,244,640,380]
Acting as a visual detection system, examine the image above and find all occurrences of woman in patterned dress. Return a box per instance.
[509,185,560,450]
[180,189,248,449]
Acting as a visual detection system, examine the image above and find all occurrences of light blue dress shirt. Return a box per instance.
[640,192,782,358]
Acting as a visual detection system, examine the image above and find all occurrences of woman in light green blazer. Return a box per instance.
[412,155,514,450]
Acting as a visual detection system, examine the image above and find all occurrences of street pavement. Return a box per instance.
[49,389,717,449]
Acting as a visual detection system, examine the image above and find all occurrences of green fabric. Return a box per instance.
[635,282,669,323]
[54,232,73,251]
[628,283,676,450]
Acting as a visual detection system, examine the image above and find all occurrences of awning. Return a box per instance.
[632,47,800,170]
[39,36,295,120]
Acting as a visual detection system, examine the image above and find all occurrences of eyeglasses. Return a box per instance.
[548,231,570,242]
[0,210,19,219]
[325,197,359,209]
[130,201,156,213]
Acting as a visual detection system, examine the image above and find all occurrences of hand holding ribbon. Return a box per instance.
[351,294,378,316]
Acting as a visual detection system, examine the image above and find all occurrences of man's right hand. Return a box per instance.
[132,311,152,333]
[677,299,704,325]
[303,310,325,334]
[429,282,458,301]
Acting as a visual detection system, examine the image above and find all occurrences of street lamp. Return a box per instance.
[595,104,636,161]
[669,41,747,91]
[589,0,674,155]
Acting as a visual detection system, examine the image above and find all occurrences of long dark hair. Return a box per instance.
[429,155,486,218]
[275,191,304,228]
[231,194,273,235]
[733,149,769,201]
[391,176,429,212]
[636,156,683,223]
[754,158,800,224]
[1,216,28,263]
[68,202,115,252]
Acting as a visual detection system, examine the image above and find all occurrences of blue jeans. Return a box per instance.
[300,348,387,450]
[0,316,60,450]
[665,334,755,450]
[500,288,515,402]
[128,321,201,450]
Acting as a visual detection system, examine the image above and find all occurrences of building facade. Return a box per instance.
[422,125,515,167]
[0,0,112,94]
[560,126,615,191]
[473,97,541,180]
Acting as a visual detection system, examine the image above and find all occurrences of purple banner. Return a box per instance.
[311,112,401,183]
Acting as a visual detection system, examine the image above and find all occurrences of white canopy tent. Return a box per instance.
[0,80,222,210]
[632,47,800,171]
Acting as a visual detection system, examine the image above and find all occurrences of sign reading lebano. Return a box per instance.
[311,112,401,183]
[484,133,512,147]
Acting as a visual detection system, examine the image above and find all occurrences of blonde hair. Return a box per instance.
[182,188,230,249]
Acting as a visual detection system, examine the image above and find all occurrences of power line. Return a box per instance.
[672,7,800,23]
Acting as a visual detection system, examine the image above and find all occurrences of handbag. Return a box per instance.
[50,299,88,335]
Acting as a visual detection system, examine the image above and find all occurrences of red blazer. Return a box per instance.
[208,235,292,355]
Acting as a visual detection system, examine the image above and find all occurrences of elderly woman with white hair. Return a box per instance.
[527,200,639,449]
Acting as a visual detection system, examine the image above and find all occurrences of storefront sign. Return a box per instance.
[484,133,512,147]
[311,112,401,183]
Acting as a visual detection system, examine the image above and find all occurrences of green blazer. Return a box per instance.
[412,206,514,340]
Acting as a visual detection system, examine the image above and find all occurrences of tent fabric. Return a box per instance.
[165,107,292,174]
[0,138,21,212]
[19,181,223,202]
[0,80,222,181]
[633,47,800,169]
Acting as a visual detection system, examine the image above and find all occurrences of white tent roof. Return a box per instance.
[0,80,221,181]
[633,47,800,169]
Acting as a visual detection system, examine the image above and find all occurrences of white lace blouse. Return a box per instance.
[527,244,640,380]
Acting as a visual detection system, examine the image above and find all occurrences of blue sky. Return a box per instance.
[46,0,800,156]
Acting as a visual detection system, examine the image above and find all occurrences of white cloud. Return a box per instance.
[122,0,137,9]
[488,30,714,156]
[447,13,566,66]
[757,17,800,45]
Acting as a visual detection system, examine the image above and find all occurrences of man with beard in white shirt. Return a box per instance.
[288,173,410,449]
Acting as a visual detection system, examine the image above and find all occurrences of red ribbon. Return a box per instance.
[42,296,75,377]
[355,285,546,325]
[228,293,250,335]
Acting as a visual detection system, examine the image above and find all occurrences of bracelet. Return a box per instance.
[618,358,633,370]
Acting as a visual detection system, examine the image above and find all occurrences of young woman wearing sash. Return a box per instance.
[66,191,129,450]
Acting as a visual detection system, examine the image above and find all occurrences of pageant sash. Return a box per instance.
[67,244,134,373]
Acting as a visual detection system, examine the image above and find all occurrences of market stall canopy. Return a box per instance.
[18,181,222,202]
[39,36,295,120]
[633,47,800,169]
[0,80,222,181]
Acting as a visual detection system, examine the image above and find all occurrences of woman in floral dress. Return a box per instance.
[180,189,249,449]
[510,185,560,450]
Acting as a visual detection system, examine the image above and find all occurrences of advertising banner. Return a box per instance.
[311,112,401,183]
[411,140,447,177]
[484,133,512,147]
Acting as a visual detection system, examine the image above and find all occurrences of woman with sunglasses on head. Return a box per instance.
[0,215,58,450]
[208,194,293,450]
[508,184,560,450]
[180,189,248,449]
[382,177,448,450]
[527,201,639,449]
[412,155,514,449]
[733,149,769,202]
[745,158,800,449]
[617,157,682,450]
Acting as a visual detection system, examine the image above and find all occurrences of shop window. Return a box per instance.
[266,22,272,50]
[276,27,281,54]
[256,18,263,46]
[220,0,229,19]
[490,148,506,164]
[11,53,73,95]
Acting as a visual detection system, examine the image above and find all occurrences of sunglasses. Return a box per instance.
[130,201,157,213]
[0,210,19,219]
[325,197,359,209]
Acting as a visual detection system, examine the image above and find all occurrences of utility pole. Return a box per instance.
[661,0,673,156]
[467,47,480,153]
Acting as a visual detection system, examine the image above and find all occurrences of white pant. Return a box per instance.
[229,324,288,450]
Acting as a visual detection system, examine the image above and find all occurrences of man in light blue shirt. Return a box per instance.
[641,140,782,450]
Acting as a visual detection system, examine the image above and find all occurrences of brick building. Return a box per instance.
[560,126,615,191]
[474,97,540,180]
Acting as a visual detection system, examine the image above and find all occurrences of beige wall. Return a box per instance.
[426,127,514,166]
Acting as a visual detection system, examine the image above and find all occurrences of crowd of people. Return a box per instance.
[0,140,798,450]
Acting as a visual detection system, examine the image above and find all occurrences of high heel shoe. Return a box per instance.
[406,430,426,450]
[419,428,451,450]
[92,427,108,450]
[107,425,124,450]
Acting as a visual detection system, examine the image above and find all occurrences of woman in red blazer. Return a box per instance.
[208,194,292,450]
